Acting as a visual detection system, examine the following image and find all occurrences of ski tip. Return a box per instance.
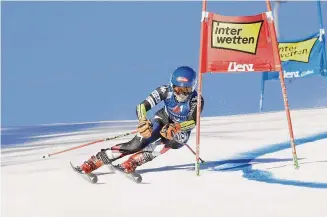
[69,161,74,166]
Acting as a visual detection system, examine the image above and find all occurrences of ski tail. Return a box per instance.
[70,161,98,184]
[112,165,142,183]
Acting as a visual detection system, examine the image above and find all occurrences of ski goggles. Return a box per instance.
[173,86,192,96]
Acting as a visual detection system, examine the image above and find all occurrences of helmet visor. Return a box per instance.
[173,86,192,95]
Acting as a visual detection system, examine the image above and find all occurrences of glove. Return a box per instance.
[137,118,152,138]
[160,123,181,140]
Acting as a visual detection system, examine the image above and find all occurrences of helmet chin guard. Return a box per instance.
[174,92,189,102]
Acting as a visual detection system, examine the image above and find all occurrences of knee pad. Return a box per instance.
[173,131,190,144]
[142,139,165,157]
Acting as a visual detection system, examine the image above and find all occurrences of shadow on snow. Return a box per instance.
[138,132,327,189]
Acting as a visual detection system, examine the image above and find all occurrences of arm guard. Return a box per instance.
[179,120,196,131]
[135,85,169,120]
[136,103,147,120]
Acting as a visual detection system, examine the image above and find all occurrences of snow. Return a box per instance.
[2,107,327,217]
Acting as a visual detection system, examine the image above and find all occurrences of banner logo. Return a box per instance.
[279,37,318,63]
[211,21,263,54]
[228,62,254,72]
[283,70,314,78]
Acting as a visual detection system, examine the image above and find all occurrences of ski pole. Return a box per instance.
[42,130,138,159]
[184,143,205,163]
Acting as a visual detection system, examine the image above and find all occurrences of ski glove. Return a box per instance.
[160,123,181,140]
[137,118,152,138]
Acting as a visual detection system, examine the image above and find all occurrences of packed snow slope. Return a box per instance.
[2,107,327,217]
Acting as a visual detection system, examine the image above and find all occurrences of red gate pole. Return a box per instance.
[196,0,208,176]
[266,0,299,169]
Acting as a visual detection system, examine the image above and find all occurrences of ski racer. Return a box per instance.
[76,66,204,174]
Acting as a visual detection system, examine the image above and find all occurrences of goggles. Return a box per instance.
[173,86,192,95]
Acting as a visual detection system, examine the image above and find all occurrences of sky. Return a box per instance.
[2,1,327,127]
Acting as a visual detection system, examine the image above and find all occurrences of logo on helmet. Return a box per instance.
[176,77,189,82]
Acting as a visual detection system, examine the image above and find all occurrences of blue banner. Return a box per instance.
[259,32,327,112]
[263,32,327,81]
[259,1,327,112]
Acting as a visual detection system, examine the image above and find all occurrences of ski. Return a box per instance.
[69,161,98,184]
[111,164,142,184]
[69,161,142,184]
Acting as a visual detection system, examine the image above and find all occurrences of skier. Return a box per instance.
[77,66,204,175]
